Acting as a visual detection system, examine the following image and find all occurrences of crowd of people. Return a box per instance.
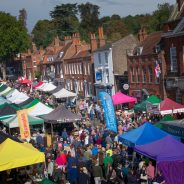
[2,80,182,184]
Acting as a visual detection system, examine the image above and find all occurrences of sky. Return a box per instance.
[0,0,176,32]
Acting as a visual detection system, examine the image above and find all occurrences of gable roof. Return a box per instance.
[135,31,163,55]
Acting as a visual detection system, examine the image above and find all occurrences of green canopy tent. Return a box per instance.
[2,114,44,128]
[0,85,7,93]
[2,88,14,97]
[21,98,40,109]
[134,95,162,112]
[154,115,174,129]
[0,103,21,121]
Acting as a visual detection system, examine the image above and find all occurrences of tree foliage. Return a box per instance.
[78,2,100,40]
[32,2,174,47]
[32,20,56,48]
[0,12,30,60]
[50,3,79,38]
[149,3,173,32]
[19,8,27,28]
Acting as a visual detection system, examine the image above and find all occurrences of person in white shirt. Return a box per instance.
[47,158,54,180]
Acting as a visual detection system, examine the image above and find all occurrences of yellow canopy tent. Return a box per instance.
[0,138,45,171]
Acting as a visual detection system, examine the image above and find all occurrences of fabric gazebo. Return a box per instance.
[135,136,184,184]
[153,98,184,115]
[134,95,161,112]
[112,92,137,105]
[33,81,43,89]
[0,137,45,171]
[119,122,177,147]
[42,105,81,123]
[2,114,44,128]
[53,88,77,99]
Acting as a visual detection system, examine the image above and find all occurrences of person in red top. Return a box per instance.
[55,151,67,171]
[146,161,155,184]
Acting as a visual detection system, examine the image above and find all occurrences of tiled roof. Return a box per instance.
[135,31,163,55]
[55,42,73,61]
[70,50,91,59]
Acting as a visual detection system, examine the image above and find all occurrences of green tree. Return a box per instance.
[78,2,100,41]
[19,8,27,28]
[149,3,173,32]
[32,20,57,48]
[50,3,79,38]
[0,12,30,79]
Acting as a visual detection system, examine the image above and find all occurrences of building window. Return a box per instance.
[105,52,108,64]
[65,65,67,74]
[105,69,109,83]
[155,77,160,84]
[98,53,102,65]
[76,63,79,74]
[142,68,146,83]
[84,63,87,75]
[148,66,153,83]
[170,47,178,72]
[89,82,92,96]
[88,63,90,75]
[131,68,135,82]
[73,64,76,74]
[137,68,140,82]
[79,63,82,74]
[80,80,83,91]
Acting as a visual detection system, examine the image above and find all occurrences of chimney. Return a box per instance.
[32,42,37,53]
[138,27,148,42]
[75,39,82,53]
[90,33,97,52]
[64,36,72,45]
[72,33,80,45]
[98,27,105,47]
[54,36,60,47]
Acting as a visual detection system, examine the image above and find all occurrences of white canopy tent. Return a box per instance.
[6,89,19,98]
[8,92,29,104]
[53,88,77,99]
[42,83,56,92]
[28,102,53,116]
[7,90,21,101]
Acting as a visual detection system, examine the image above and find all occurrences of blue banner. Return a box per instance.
[96,71,102,81]
[99,92,117,133]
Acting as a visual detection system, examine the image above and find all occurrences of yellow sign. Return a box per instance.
[17,110,30,139]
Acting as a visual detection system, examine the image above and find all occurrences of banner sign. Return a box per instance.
[17,110,31,139]
[96,71,102,81]
[99,92,117,132]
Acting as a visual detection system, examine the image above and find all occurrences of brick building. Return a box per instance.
[21,43,44,81]
[162,0,184,104]
[127,29,164,102]
[40,28,105,97]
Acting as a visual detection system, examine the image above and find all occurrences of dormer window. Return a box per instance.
[136,47,143,56]
[59,51,64,58]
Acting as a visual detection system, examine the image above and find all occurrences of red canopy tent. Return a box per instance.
[154,98,184,115]
[33,81,43,89]
[112,92,137,105]
[20,78,32,85]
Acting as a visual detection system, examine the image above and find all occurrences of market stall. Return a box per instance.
[119,122,178,147]
[135,136,184,184]
[112,92,137,105]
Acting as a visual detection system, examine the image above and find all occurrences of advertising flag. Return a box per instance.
[99,92,117,132]
[155,60,161,78]
[17,110,31,139]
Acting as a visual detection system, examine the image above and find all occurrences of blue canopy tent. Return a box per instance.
[119,122,178,147]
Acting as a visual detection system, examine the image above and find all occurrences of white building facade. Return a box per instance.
[93,45,115,97]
